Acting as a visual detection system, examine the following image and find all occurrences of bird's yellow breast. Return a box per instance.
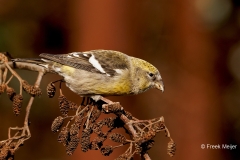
[59,65,132,95]
[95,79,132,95]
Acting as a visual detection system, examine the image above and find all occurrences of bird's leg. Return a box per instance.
[90,95,114,105]
[97,96,114,104]
[81,97,86,106]
[86,97,90,105]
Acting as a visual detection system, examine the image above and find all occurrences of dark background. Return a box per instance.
[1,0,240,160]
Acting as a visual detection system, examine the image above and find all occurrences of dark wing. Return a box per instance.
[39,50,129,76]
[39,52,96,72]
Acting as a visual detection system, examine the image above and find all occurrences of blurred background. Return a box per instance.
[1,0,240,159]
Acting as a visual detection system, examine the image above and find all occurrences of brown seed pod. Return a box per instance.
[136,139,155,154]
[69,101,79,110]
[0,141,5,149]
[0,146,9,160]
[167,139,176,157]
[22,80,42,97]
[91,122,104,137]
[46,82,56,98]
[80,129,91,152]
[90,109,101,123]
[103,117,116,129]
[69,123,79,136]
[12,94,23,116]
[90,136,106,150]
[102,102,122,113]
[124,110,133,120]
[58,127,69,146]
[51,116,64,133]
[109,133,127,144]
[66,135,80,156]
[0,84,6,95]
[74,113,84,128]
[105,117,124,128]
[135,130,156,145]
[100,145,113,156]
[31,86,42,97]
[58,95,69,117]
[6,86,16,101]
[22,81,30,91]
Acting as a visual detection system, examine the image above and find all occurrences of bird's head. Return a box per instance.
[130,57,164,94]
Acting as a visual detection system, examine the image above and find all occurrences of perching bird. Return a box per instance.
[17,50,164,101]
[39,50,164,100]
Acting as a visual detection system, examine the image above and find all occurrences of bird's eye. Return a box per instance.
[148,72,156,80]
[148,73,154,77]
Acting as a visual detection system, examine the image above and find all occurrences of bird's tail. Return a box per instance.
[11,57,60,73]
[11,58,51,69]
[12,58,44,64]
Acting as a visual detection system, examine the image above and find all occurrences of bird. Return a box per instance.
[16,49,164,101]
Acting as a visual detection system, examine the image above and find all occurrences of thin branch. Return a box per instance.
[5,75,13,85]
[23,97,34,138]
[23,71,45,136]
[0,61,48,73]
[4,63,24,95]
[34,71,45,87]
[142,153,152,160]
[2,68,8,83]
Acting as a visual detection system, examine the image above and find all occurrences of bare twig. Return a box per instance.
[2,68,8,84]
[0,53,48,159]
[0,61,48,73]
